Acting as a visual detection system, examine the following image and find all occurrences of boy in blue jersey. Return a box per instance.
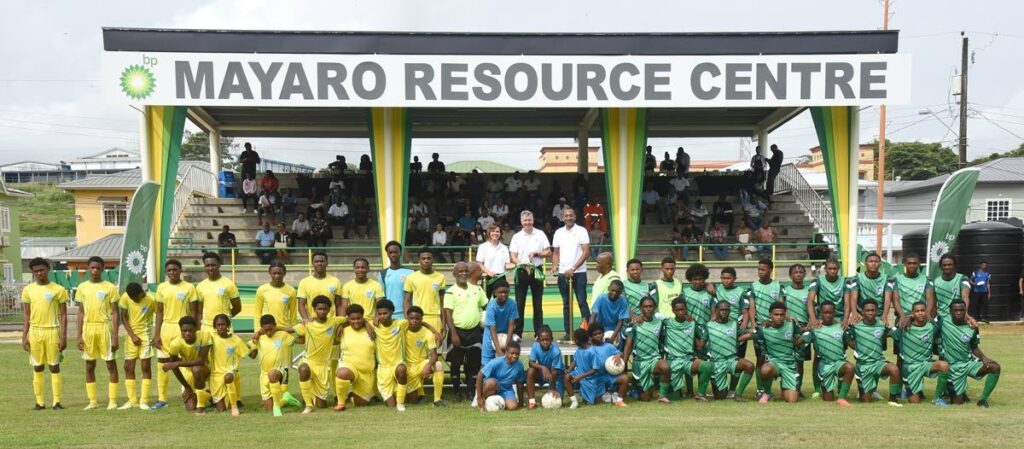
[588,324,630,407]
[481,282,518,367]
[476,341,526,411]
[563,328,594,408]
[526,325,564,409]
[379,241,414,319]
[589,280,629,346]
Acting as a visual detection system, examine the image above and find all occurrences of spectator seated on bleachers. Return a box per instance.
[712,194,735,233]
[327,199,352,239]
[641,184,662,225]
[279,188,296,223]
[754,220,778,258]
[690,200,710,232]
[490,198,510,222]
[240,174,258,213]
[708,221,730,260]
[457,210,477,232]
[735,221,756,261]
[291,213,312,246]
[254,222,276,264]
[257,189,277,225]
[449,227,469,262]
[309,209,331,247]
[353,199,372,239]
[431,223,448,263]
[477,210,496,230]
[273,223,294,264]
[469,223,486,246]
[409,196,430,232]
[217,225,237,257]
[328,155,348,176]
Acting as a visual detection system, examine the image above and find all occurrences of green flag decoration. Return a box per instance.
[925,168,981,277]
[117,181,160,292]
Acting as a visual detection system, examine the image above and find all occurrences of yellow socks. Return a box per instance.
[108,382,119,406]
[433,370,445,402]
[270,382,285,408]
[125,379,137,405]
[156,366,169,402]
[195,389,209,409]
[335,378,351,405]
[226,380,238,410]
[396,384,407,405]
[51,372,62,405]
[139,379,151,406]
[299,379,314,408]
[32,371,45,406]
[233,373,242,405]
[86,382,98,405]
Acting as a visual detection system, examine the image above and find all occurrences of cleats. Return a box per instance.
[301,406,314,415]
[613,399,627,407]
[658,397,671,404]
[150,401,168,410]
[933,398,950,408]
[432,400,447,408]
[977,399,990,408]
[272,406,283,417]
[106,402,118,411]
[333,403,346,412]
[32,404,46,411]
[886,401,903,408]
[758,394,771,404]
[396,404,406,412]
[282,392,302,408]
[51,403,64,410]
[836,398,852,408]
[83,403,99,411]
[118,402,136,410]
[230,407,240,417]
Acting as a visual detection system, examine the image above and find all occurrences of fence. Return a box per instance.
[171,164,217,235]
[0,282,26,320]
[774,163,835,242]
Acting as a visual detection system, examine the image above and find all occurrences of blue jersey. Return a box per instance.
[529,342,565,371]
[970,270,991,293]
[379,267,413,318]
[570,347,595,376]
[482,298,520,361]
[590,342,622,377]
[591,293,629,332]
[480,357,526,387]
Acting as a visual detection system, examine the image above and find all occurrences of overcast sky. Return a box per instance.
[2,0,1023,170]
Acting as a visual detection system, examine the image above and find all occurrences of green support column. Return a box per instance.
[810,106,860,276]
[368,108,412,265]
[600,108,648,274]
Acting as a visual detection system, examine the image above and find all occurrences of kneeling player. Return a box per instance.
[939,300,1000,408]
[526,325,564,409]
[397,306,444,410]
[753,302,805,403]
[250,315,302,416]
[563,328,594,408]
[588,324,630,407]
[476,341,526,411]
[293,296,346,414]
[623,297,667,402]
[846,300,902,406]
[662,297,711,402]
[800,302,854,407]
[209,314,252,416]
[892,302,950,406]
[163,316,212,415]
[334,304,376,410]
[697,301,754,401]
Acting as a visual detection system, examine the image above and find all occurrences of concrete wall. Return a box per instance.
[0,198,21,282]
[881,184,1024,235]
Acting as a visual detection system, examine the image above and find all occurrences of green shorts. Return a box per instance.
[632,357,660,392]
[948,358,985,396]
[902,360,938,394]
[855,360,889,394]
[817,359,847,394]
[766,360,800,391]
[711,358,739,392]
[668,357,696,391]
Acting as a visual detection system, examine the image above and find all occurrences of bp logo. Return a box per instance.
[929,240,951,264]
[125,249,147,276]
[119,65,156,100]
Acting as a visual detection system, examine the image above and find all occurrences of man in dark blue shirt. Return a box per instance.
[970,261,992,323]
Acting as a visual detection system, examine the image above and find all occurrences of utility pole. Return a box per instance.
[958,32,969,167]
[875,0,890,254]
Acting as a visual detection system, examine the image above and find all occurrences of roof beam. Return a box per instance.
[756,107,806,133]
[187,107,219,132]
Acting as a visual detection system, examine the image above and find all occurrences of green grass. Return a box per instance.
[8,183,75,237]
[1,326,1022,448]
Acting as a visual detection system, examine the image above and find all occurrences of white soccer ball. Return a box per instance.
[496,333,508,347]
[604,356,625,375]
[541,391,562,409]
[484,394,506,412]
[603,330,615,342]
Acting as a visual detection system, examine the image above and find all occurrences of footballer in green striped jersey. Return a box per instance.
[743,258,783,384]
[622,259,648,322]
[782,264,812,394]
[937,300,1000,408]
[800,302,853,407]
[661,297,711,402]
[891,301,950,406]
[696,300,755,401]
[716,267,748,326]
[752,302,803,403]
[844,300,902,406]
[807,258,850,325]
[683,264,715,326]
[886,253,935,328]
[847,253,889,321]
[932,254,971,320]
[622,297,667,401]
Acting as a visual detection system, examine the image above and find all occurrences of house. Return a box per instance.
[1,148,141,184]
[804,144,876,180]
[58,161,210,247]
[0,178,32,283]
[51,234,122,270]
[538,146,602,173]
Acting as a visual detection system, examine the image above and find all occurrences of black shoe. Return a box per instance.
[32,404,45,411]
[977,399,990,408]
[51,403,64,410]
[236,400,244,408]
[432,400,448,408]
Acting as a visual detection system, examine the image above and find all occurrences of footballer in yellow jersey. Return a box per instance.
[297,253,343,320]
[370,300,406,406]
[22,258,69,409]
[341,258,385,313]
[399,306,444,409]
[403,251,447,333]
[254,263,298,328]
[195,253,241,332]
[163,316,213,415]
[334,303,376,410]
[119,283,157,410]
[75,257,121,409]
[250,314,301,416]
[293,296,346,412]
[208,314,252,416]
[152,259,199,409]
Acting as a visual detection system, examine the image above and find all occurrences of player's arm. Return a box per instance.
[121,306,141,346]
[75,294,85,350]
[253,291,265,329]
[153,302,165,349]
[621,334,635,360]
[806,287,819,326]
[189,300,201,324]
[424,347,439,377]
[925,284,937,319]
[20,301,30,352]
[475,371,486,411]
[611,318,624,344]
[178,345,211,368]
[229,296,242,318]
[164,355,193,392]
[403,291,413,317]
[744,296,755,329]
[58,301,68,351]
[421,321,443,345]
[570,244,589,277]
[884,288,898,327]
[443,307,459,347]
[109,300,121,352]
[297,294,310,323]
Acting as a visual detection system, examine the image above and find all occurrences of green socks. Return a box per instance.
[697,363,712,396]
[735,372,752,396]
[658,381,672,399]
[888,382,901,401]
[980,372,1000,401]
[838,381,851,399]
[934,373,948,399]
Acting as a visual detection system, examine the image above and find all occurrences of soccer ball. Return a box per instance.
[603,330,615,342]
[484,395,506,412]
[496,333,508,347]
[604,356,625,375]
[541,392,562,409]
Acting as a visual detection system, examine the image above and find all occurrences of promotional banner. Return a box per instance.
[105,52,911,107]
[925,168,981,277]
[117,181,160,292]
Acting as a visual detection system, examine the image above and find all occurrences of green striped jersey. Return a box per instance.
[802,323,847,363]
[889,273,934,316]
[783,284,810,325]
[715,285,747,322]
[743,280,784,323]
[937,317,979,364]
[662,318,698,360]
[699,320,741,362]
[849,272,887,308]
[754,321,800,364]
[623,279,648,319]
[650,279,683,318]
[845,321,890,364]
[892,321,937,364]
[629,318,663,361]
[685,286,714,325]
[932,274,970,319]
[809,275,846,317]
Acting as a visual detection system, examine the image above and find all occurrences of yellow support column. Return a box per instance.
[368,108,412,266]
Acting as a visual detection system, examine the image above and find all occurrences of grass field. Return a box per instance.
[1,326,1022,448]
[9,183,75,237]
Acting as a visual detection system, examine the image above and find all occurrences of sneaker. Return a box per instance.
[726,391,736,399]
[811,392,821,399]
[396,403,406,412]
[977,399,990,408]
[272,406,283,417]
[836,398,852,408]
[601,392,613,403]
[333,403,346,412]
[118,402,135,410]
[195,407,206,416]
[282,392,302,408]
[470,398,478,408]
[432,400,447,408]
[528,400,537,410]
[569,399,579,409]
[51,403,64,410]
[150,401,168,410]
[658,397,671,404]
[933,398,950,408]
[84,403,99,411]
[230,407,240,417]
[758,394,771,404]
[301,406,314,415]
[32,404,46,411]
[871,392,884,401]
[613,399,628,407]
[139,403,150,411]
[886,401,903,407]
[107,402,118,411]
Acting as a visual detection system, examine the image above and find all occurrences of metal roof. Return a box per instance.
[58,161,210,190]
[885,157,1024,197]
[446,160,525,173]
[52,234,122,261]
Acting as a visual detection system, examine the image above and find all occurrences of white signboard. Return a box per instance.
[105,52,910,107]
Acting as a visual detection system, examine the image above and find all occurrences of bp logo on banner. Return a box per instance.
[117,181,160,293]
[119,56,158,100]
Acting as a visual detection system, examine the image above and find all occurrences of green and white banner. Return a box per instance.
[117,181,160,292]
[925,168,980,277]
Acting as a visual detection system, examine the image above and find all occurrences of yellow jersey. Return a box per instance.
[254,330,296,373]
[167,332,212,364]
[75,280,119,324]
[155,280,198,324]
[341,278,385,314]
[119,292,156,336]
[339,326,375,372]
[297,274,343,318]
[404,324,438,366]
[196,276,239,328]
[254,282,298,327]
[293,316,346,366]
[444,283,488,329]
[403,271,446,316]
[371,319,406,366]
[20,282,69,328]
[209,333,250,374]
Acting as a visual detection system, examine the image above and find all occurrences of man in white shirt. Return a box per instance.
[551,197,569,226]
[641,185,661,224]
[504,172,523,194]
[409,196,429,232]
[551,207,591,341]
[291,212,312,246]
[328,199,351,239]
[486,177,504,205]
[431,223,448,263]
[490,198,509,222]
[508,210,551,338]
[477,211,495,230]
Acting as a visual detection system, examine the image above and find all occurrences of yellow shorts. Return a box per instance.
[81,323,114,362]
[341,362,376,401]
[178,366,199,393]
[302,359,333,401]
[28,327,62,367]
[330,344,341,361]
[258,368,287,400]
[424,315,443,336]
[156,324,180,359]
[377,364,399,400]
[124,333,154,360]
[209,370,236,403]
[405,360,444,392]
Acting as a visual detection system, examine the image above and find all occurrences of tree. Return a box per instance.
[881,141,958,180]
[968,142,1024,166]
[180,131,239,170]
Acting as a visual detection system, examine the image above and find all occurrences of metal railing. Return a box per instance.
[171,164,217,235]
[0,282,27,320]
[774,163,835,242]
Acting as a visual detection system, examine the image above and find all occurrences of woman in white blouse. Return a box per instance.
[476,223,511,298]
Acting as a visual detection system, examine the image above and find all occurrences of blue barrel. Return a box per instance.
[218,170,237,198]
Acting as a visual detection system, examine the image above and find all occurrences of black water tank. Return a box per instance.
[952,221,1023,321]
[901,228,928,260]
